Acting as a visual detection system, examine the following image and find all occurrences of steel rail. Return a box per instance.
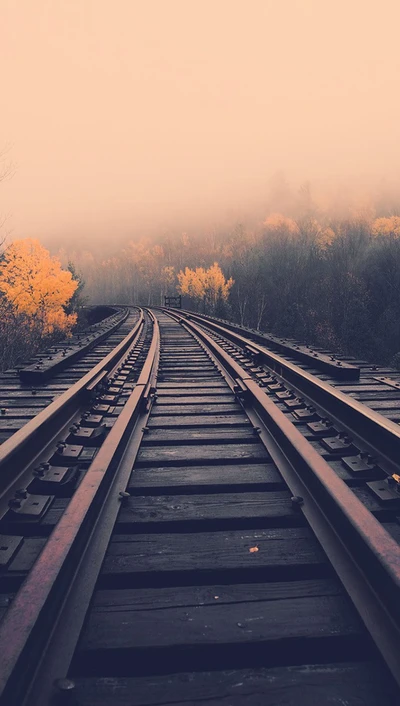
[164,309,400,687]
[18,305,130,383]
[0,310,160,706]
[166,308,400,472]
[166,308,360,379]
[0,308,144,510]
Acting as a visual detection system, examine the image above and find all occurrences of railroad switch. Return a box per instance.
[245,344,261,361]
[233,378,247,399]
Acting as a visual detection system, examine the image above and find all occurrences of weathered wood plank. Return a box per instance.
[117,491,297,529]
[92,577,342,610]
[147,414,250,428]
[155,395,235,404]
[128,463,283,492]
[150,404,243,415]
[158,377,221,383]
[141,428,256,444]
[157,387,230,396]
[0,404,63,417]
[159,368,220,373]
[101,527,327,578]
[0,399,50,408]
[364,399,400,409]
[0,390,56,399]
[157,382,226,389]
[135,443,269,467]
[0,419,30,431]
[71,663,400,706]
[78,591,361,651]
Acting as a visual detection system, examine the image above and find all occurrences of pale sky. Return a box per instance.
[2,0,400,244]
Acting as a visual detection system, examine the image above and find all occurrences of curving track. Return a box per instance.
[0,307,139,444]
[0,308,399,705]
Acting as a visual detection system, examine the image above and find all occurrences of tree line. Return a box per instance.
[2,169,400,370]
[63,213,400,366]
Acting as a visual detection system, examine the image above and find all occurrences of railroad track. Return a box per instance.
[0,308,400,705]
[0,307,138,445]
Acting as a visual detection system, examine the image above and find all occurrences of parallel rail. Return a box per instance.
[0,309,145,513]
[19,306,130,384]
[0,308,399,704]
[167,308,400,474]
[165,308,400,684]
[174,309,361,379]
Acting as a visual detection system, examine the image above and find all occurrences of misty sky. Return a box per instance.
[2,0,400,243]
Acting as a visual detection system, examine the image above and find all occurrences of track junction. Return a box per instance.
[0,306,400,705]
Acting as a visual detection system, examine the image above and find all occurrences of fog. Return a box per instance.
[2,0,400,248]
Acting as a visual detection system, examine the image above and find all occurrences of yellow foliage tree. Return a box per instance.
[300,218,336,249]
[205,262,234,307]
[263,213,300,236]
[177,262,233,311]
[371,217,400,239]
[0,238,78,334]
[177,266,207,300]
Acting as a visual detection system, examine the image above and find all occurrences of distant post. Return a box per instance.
[164,295,182,309]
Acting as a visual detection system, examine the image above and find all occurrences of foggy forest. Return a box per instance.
[3,3,400,702]
[2,1,400,369]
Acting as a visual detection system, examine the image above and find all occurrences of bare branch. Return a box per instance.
[0,143,16,183]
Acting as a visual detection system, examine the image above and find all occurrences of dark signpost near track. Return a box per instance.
[164,295,181,308]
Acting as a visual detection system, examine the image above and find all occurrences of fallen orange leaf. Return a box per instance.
[249,546,259,553]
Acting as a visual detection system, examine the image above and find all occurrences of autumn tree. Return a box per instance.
[0,238,78,335]
[177,266,207,306]
[177,262,233,313]
[263,213,300,237]
[371,217,400,239]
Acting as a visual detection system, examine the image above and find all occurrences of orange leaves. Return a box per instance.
[206,262,234,303]
[371,217,400,239]
[177,262,234,305]
[263,213,300,236]
[177,266,206,299]
[0,238,78,335]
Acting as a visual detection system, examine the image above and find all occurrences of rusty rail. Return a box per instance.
[165,308,400,687]
[165,308,400,472]
[170,308,360,379]
[0,310,159,706]
[0,309,144,511]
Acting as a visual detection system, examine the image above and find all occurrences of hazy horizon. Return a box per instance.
[2,0,400,247]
